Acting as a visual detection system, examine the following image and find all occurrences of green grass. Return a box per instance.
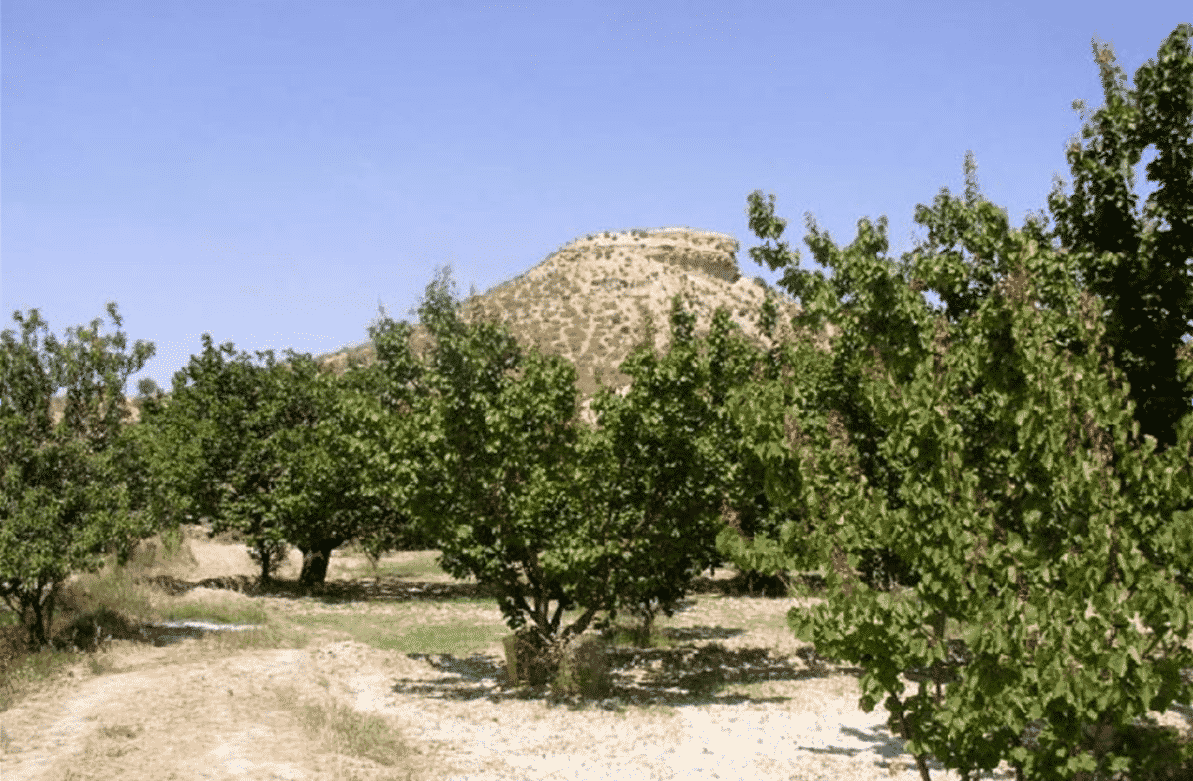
[159,600,270,626]
[389,622,507,656]
[338,550,453,581]
[63,565,159,624]
[604,621,678,649]
[285,607,507,656]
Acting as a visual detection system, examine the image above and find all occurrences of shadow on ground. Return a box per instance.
[392,633,863,709]
[134,572,826,604]
[135,574,499,602]
[123,573,849,708]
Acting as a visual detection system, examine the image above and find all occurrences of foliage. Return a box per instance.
[137,336,266,528]
[347,309,437,555]
[139,336,406,585]
[390,270,758,674]
[0,303,155,649]
[581,296,752,633]
[138,336,288,581]
[716,308,841,585]
[1047,23,1193,453]
[746,186,931,592]
[227,351,402,586]
[392,267,603,657]
[733,26,1193,780]
[748,190,1193,779]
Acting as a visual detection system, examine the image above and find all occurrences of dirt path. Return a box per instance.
[1,536,1187,780]
[0,632,1016,781]
[1,645,334,781]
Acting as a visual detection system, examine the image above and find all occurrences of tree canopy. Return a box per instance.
[0,303,155,648]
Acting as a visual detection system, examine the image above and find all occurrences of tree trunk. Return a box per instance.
[298,539,343,586]
[19,579,57,651]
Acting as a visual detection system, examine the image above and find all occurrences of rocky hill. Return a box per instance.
[317,226,816,405]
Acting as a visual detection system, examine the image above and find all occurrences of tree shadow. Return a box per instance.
[388,628,864,709]
[136,574,497,602]
[137,571,827,604]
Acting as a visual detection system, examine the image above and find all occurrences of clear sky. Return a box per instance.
[2,1,1188,393]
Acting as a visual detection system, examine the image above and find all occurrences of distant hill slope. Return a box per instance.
[50,227,820,426]
[316,226,814,402]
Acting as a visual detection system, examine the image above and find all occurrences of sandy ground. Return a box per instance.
[0,533,1188,781]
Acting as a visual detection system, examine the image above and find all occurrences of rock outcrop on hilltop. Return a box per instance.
[316,226,811,405]
[555,227,742,283]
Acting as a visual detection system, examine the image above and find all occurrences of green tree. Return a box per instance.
[716,327,842,590]
[346,308,437,555]
[390,270,757,677]
[575,298,715,634]
[138,336,290,579]
[1047,23,1193,453]
[583,296,765,633]
[142,334,410,586]
[730,29,1193,777]
[138,336,265,528]
[0,304,155,649]
[743,177,1193,779]
[747,186,933,592]
[238,351,412,585]
[740,154,1193,781]
[393,267,602,678]
[218,350,329,584]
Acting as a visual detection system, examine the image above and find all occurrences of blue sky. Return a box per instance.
[2,1,1188,393]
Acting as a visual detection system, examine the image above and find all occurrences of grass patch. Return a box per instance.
[197,622,312,653]
[286,608,506,656]
[602,620,677,650]
[159,600,270,626]
[272,684,434,778]
[61,566,159,624]
[338,550,458,581]
[392,622,506,656]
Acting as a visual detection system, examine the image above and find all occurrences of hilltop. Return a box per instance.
[316,226,813,403]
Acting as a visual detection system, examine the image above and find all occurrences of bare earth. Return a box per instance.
[2,538,1187,781]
